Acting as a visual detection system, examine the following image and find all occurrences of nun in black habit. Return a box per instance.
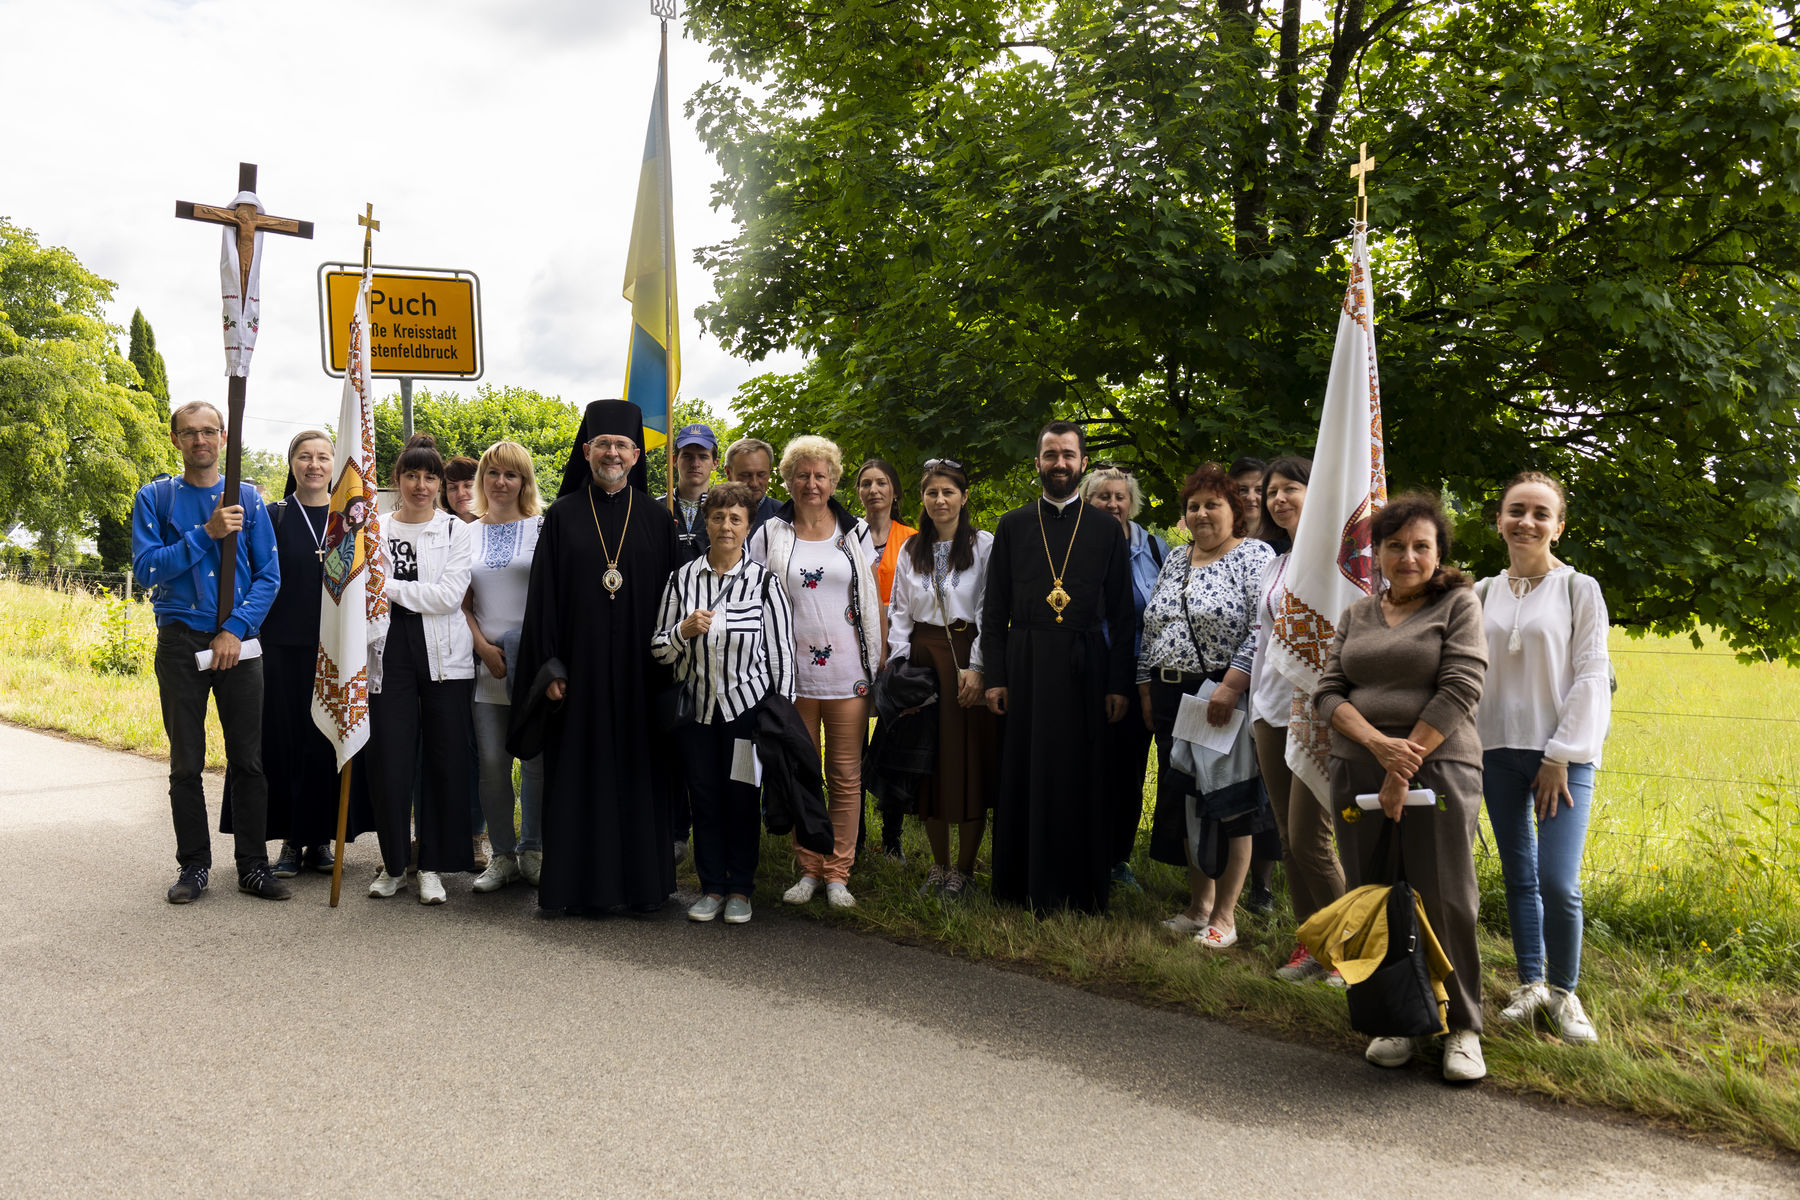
[509,399,682,912]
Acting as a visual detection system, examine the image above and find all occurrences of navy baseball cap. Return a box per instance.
[673,423,718,452]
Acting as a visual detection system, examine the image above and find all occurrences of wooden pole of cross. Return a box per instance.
[1350,142,1376,225]
[174,162,314,626]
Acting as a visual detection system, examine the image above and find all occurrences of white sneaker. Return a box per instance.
[518,850,542,886]
[1500,980,1552,1023]
[1442,1028,1486,1082]
[1364,1036,1414,1068]
[417,870,447,906]
[472,854,520,893]
[368,869,403,899]
[688,894,725,922]
[782,876,820,904]
[825,881,856,908]
[1548,988,1598,1045]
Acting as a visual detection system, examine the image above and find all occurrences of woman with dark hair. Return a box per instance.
[1137,464,1275,948]
[855,456,917,859]
[653,483,797,924]
[366,434,477,905]
[1477,471,1610,1045]
[1315,492,1488,1081]
[442,455,479,523]
[1229,456,1267,540]
[886,459,996,898]
[1248,456,1347,982]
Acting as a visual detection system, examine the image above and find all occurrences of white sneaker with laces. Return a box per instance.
[368,869,403,899]
[825,881,856,908]
[472,854,521,893]
[782,876,820,904]
[417,870,447,906]
[518,850,543,886]
[1442,1028,1486,1082]
[1548,987,1598,1044]
[1364,1036,1414,1068]
[1500,980,1552,1023]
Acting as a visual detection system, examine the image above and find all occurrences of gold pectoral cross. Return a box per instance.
[1046,581,1071,623]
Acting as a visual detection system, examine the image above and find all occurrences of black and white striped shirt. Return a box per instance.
[651,552,797,723]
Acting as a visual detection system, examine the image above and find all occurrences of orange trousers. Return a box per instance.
[792,695,870,884]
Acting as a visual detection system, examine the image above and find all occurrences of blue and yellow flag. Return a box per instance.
[621,50,679,452]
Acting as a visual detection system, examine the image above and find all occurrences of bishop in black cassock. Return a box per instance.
[509,400,681,912]
[980,427,1133,913]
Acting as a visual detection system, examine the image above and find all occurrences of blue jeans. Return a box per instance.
[473,701,543,854]
[1483,748,1595,991]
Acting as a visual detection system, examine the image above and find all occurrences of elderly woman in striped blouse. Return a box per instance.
[652,483,797,925]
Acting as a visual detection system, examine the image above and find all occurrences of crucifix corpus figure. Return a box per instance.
[175,162,314,624]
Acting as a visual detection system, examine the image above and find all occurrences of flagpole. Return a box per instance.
[657,2,677,511]
[329,763,352,908]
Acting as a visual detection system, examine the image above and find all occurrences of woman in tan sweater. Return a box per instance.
[1314,493,1488,1082]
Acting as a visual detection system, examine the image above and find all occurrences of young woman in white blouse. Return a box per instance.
[1477,471,1611,1045]
[886,460,996,899]
[367,435,477,905]
[463,441,545,893]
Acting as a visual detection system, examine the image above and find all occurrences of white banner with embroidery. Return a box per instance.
[1267,223,1388,809]
[311,268,391,767]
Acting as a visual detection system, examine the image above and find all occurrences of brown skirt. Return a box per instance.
[910,622,997,823]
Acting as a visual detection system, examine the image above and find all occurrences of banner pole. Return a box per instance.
[329,761,352,908]
[660,16,677,512]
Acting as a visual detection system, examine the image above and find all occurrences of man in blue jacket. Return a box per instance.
[131,401,288,904]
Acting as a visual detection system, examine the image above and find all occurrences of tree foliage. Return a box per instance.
[98,308,176,570]
[686,0,1800,661]
[0,219,170,561]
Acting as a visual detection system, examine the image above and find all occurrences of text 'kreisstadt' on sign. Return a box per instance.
[318,264,483,380]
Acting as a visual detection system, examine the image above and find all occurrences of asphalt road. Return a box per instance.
[1,722,1793,1198]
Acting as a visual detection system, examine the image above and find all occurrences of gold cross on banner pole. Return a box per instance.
[1349,142,1376,224]
[359,203,380,271]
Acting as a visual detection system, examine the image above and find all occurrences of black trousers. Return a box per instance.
[154,623,268,873]
[368,613,475,876]
[676,709,762,897]
[1104,707,1155,865]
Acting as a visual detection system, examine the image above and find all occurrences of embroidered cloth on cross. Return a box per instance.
[217,190,264,376]
[1268,222,1388,810]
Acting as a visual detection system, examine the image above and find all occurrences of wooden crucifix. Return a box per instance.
[1349,142,1377,224]
[174,162,314,626]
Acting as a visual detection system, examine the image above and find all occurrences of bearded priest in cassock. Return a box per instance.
[981,421,1134,913]
[509,399,682,913]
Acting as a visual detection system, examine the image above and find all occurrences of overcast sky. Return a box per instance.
[8,0,800,453]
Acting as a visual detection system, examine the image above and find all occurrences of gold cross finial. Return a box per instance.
[359,203,380,271]
[1350,143,1376,223]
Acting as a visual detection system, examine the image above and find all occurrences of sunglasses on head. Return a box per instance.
[922,458,963,472]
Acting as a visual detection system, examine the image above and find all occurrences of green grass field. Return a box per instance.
[3,576,1796,1150]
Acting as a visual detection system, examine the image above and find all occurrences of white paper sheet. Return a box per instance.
[194,636,263,671]
[730,737,763,786]
[1353,789,1437,810]
[1171,680,1244,755]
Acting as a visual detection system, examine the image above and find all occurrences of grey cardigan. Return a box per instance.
[1313,586,1488,769]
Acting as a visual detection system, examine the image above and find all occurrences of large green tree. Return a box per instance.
[0,220,170,562]
[97,308,176,570]
[686,0,1800,662]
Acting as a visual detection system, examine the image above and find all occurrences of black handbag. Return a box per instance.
[653,680,696,732]
[1345,818,1443,1038]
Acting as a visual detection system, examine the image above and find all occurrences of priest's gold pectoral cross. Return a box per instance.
[1350,142,1376,224]
[173,162,313,626]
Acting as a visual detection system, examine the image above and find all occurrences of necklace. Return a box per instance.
[587,484,633,599]
[297,500,328,562]
[1036,497,1084,623]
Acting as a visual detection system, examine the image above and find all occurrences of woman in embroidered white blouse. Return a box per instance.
[1477,471,1612,1046]
[886,460,996,899]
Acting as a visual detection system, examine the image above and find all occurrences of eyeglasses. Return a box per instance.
[922,458,963,472]
[175,427,223,442]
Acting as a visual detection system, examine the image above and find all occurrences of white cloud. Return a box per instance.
[7,0,801,452]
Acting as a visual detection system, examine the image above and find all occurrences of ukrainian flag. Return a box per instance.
[621,51,679,452]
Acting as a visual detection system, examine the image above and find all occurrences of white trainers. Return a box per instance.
[688,894,725,922]
[472,854,521,893]
[368,869,403,899]
[1548,987,1598,1045]
[782,875,820,904]
[1364,1036,1414,1068]
[825,881,856,908]
[723,896,753,924]
[417,870,447,906]
[1442,1028,1486,1081]
[518,850,542,886]
[1500,980,1552,1023]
